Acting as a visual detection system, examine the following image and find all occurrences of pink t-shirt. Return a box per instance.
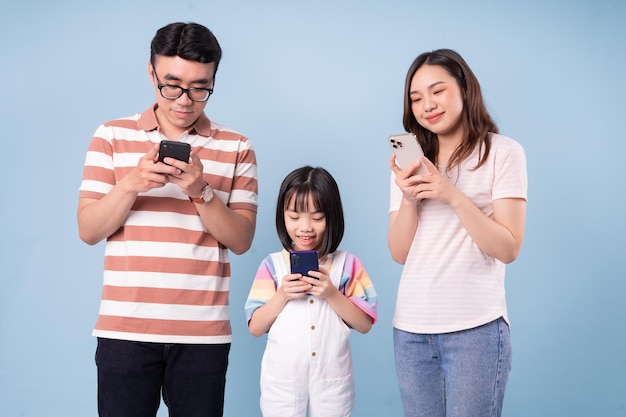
[389,133,527,334]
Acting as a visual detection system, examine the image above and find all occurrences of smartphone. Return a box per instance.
[290,250,319,279]
[158,140,191,164]
[388,133,428,174]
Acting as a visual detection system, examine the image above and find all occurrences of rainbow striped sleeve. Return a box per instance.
[245,255,279,322]
[341,252,378,324]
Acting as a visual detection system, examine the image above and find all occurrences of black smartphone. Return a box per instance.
[290,250,319,279]
[158,140,191,164]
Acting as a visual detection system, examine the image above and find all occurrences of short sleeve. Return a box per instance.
[340,253,378,324]
[244,256,278,322]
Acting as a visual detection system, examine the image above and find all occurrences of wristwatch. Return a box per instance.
[189,183,215,205]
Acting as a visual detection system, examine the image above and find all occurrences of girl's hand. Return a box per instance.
[302,267,338,299]
[278,273,313,300]
[304,267,373,334]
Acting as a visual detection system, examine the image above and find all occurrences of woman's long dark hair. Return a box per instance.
[402,49,498,171]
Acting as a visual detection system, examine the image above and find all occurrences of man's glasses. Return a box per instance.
[153,70,213,102]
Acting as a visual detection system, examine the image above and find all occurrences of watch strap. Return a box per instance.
[189,183,213,204]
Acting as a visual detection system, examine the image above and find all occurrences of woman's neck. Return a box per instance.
[437,132,463,167]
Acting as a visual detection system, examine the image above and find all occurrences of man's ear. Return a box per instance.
[148,62,155,86]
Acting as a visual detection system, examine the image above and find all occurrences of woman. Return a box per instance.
[388,49,527,417]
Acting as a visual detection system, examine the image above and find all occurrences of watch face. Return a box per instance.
[202,185,214,203]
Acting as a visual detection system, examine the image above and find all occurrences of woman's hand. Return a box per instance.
[408,156,464,207]
[388,154,425,264]
[389,154,427,203]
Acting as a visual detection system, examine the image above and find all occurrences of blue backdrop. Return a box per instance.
[1,1,625,416]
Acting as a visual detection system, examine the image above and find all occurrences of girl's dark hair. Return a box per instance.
[150,22,222,75]
[402,48,498,171]
[275,166,344,258]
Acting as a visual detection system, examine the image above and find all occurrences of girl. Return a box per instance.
[388,49,527,417]
[246,166,377,417]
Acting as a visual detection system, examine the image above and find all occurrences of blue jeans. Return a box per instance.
[95,338,230,417]
[393,318,511,417]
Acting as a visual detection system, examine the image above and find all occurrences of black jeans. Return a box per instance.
[95,338,230,417]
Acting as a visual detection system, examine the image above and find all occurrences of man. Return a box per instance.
[78,22,258,417]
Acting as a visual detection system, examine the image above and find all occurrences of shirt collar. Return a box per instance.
[138,104,213,137]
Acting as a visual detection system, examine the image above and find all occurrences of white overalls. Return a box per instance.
[260,250,354,417]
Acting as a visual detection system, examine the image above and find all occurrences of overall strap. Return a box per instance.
[270,252,289,289]
[328,250,348,287]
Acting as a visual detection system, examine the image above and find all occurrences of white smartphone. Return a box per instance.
[388,133,429,174]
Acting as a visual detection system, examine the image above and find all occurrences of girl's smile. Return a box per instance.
[284,194,326,252]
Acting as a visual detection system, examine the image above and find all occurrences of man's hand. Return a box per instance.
[158,149,206,198]
[120,143,181,193]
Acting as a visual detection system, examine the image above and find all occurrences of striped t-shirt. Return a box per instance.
[389,133,527,334]
[79,105,258,344]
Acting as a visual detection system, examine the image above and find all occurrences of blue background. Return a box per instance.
[1,0,625,416]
